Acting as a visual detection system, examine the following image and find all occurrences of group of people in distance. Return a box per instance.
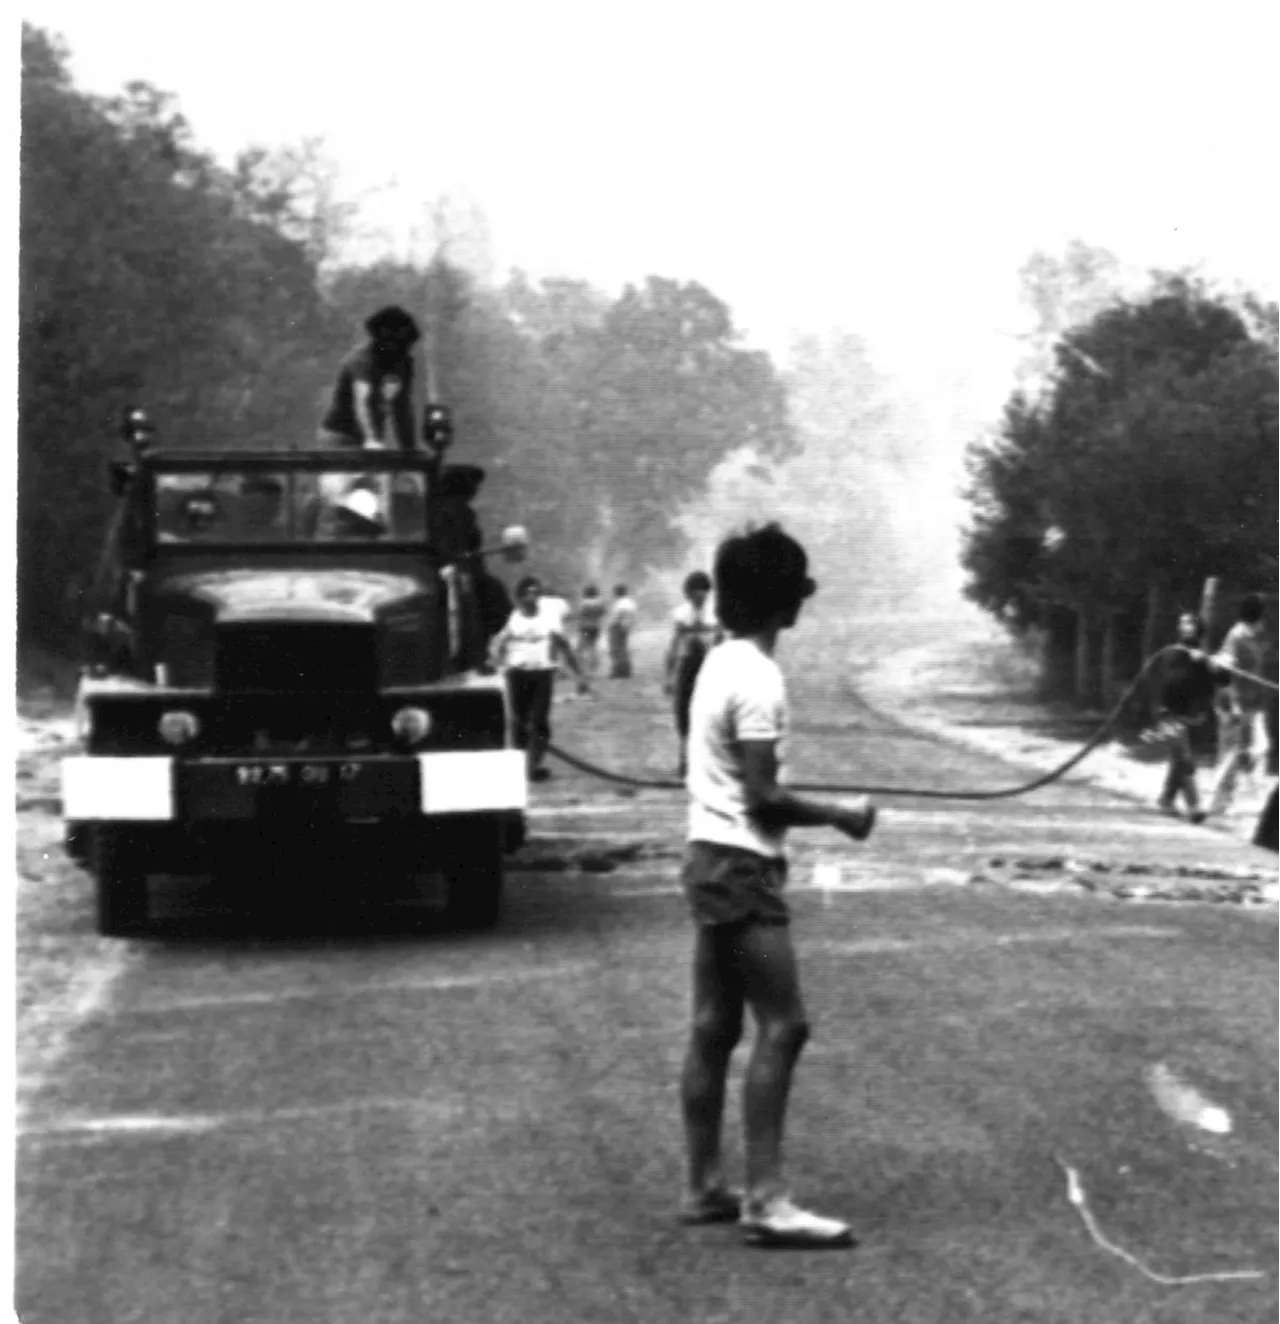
[574,584,638,680]
[488,575,712,782]
[1154,592,1272,823]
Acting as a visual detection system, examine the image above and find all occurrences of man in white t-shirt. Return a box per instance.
[489,576,588,781]
[677,524,875,1249]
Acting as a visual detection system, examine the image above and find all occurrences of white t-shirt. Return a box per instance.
[500,605,559,671]
[541,596,570,634]
[686,637,789,858]
[607,596,637,631]
[671,600,718,664]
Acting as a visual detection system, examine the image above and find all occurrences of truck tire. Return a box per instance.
[442,828,503,930]
[94,825,150,937]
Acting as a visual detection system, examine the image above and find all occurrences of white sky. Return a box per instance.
[18,0,1279,469]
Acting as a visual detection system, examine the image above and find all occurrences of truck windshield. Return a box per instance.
[154,467,428,545]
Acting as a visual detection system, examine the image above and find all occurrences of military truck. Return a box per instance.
[62,410,529,936]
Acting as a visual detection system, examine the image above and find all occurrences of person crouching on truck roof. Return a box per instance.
[1154,611,1219,824]
[1207,592,1268,817]
[677,523,875,1248]
[490,576,589,782]
[317,306,421,450]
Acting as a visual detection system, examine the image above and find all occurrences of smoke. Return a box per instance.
[675,330,969,622]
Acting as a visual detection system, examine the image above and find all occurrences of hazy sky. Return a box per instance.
[21,0,1278,461]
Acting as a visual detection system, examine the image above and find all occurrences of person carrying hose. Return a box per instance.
[490,576,589,782]
[1152,611,1219,823]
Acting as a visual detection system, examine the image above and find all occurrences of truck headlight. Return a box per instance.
[390,706,432,747]
[158,710,200,746]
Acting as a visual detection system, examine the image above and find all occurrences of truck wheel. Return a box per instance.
[94,825,150,937]
[442,830,503,931]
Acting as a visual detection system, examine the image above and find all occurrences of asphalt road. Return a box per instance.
[16,624,1278,1324]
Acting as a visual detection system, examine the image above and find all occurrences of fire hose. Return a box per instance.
[548,647,1277,800]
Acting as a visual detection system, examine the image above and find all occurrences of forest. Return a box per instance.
[21,25,810,644]
[20,23,1276,704]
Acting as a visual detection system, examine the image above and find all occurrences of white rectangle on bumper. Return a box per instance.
[62,757,175,821]
[418,750,527,813]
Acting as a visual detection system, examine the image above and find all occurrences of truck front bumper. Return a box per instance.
[62,750,528,822]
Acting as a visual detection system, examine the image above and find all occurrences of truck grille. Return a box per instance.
[215,622,377,693]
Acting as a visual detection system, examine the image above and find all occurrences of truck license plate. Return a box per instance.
[234,763,362,787]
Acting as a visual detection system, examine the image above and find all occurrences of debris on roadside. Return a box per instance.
[971,855,1278,907]
[507,839,682,874]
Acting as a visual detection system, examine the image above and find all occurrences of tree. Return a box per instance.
[19,25,332,642]
[561,277,797,572]
[962,273,1277,699]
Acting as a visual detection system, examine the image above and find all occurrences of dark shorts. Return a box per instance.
[681,841,790,929]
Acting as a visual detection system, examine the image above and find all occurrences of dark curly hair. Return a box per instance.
[714,524,815,633]
[365,306,421,345]
[683,570,712,596]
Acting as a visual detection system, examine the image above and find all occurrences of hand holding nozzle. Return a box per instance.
[834,796,876,842]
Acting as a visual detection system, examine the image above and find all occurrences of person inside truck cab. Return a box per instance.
[238,474,287,539]
[157,490,223,543]
[317,306,421,450]
[317,485,388,540]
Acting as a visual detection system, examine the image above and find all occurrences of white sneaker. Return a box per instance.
[740,1195,855,1248]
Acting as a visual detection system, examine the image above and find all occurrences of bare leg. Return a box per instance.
[736,923,810,1203]
[680,926,744,1198]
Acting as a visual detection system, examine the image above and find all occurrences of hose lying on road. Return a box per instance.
[549,647,1277,801]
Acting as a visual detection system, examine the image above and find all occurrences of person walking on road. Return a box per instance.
[490,576,588,782]
[664,570,721,777]
[606,584,637,679]
[575,584,607,680]
[1207,593,1268,817]
[677,523,875,1248]
[1153,611,1218,824]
